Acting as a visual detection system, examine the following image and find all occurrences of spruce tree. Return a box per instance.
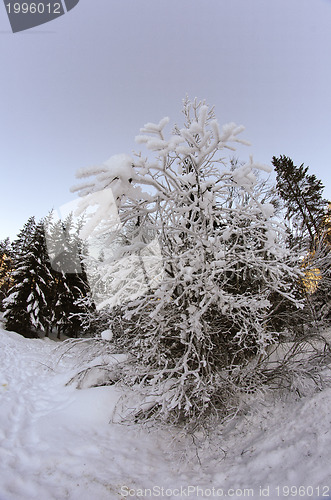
[11,216,36,257]
[45,214,91,338]
[0,238,13,311]
[272,156,331,324]
[4,219,53,336]
[271,155,328,249]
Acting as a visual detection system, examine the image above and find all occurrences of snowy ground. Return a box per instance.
[1,320,331,500]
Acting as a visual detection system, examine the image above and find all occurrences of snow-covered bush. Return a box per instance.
[72,98,303,425]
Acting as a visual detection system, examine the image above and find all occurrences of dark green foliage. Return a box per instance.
[11,217,36,256]
[272,155,328,249]
[272,155,331,327]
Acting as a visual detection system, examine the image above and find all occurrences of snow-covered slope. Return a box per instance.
[0,325,331,500]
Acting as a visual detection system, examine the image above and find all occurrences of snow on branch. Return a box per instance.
[70,98,304,425]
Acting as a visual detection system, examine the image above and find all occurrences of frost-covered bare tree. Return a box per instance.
[72,98,303,424]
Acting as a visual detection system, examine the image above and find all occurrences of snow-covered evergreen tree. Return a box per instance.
[4,219,53,336]
[0,238,13,311]
[4,214,91,338]
[11,216,36,256]
[72,98,303,423]
[45,213,91,338]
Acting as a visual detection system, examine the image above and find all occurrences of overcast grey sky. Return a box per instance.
[1,0,331,240]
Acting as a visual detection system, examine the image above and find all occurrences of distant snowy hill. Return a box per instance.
[0,324,331,500]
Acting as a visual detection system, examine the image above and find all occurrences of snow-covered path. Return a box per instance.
[0,329,179,500]
[1,324,331,500]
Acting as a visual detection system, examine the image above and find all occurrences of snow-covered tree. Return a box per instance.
[4,219,53,336]
[45,213,91,338]
[11,216,36,256]
[0,238,13,311]
[4,214,91,338]
[72,98,303,424]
